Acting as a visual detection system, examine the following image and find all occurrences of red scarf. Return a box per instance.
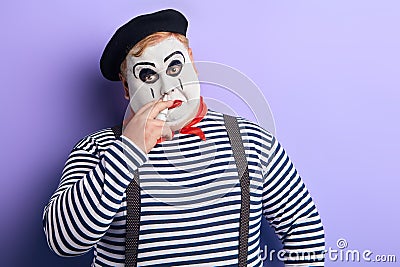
[157,96,207,143]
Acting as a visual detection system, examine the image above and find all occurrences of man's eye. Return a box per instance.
[139,68,159,84]
[166,60,183,77]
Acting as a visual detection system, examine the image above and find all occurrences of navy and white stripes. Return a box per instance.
[43,110,325,266]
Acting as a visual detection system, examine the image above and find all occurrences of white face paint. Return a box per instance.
[125,37,200,131]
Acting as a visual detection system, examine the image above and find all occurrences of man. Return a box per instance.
[43,9,325,266]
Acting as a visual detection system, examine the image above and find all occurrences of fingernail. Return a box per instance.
[169,100,183,109]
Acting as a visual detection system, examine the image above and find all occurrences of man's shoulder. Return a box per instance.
[206,109,274,141]
[72,126,117,152]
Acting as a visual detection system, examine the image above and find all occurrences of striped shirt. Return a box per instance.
[43,109,325,266]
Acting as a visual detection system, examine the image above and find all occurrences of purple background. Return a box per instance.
[1,1,399,266]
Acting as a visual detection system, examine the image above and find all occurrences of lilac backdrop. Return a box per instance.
[1,1,399,266]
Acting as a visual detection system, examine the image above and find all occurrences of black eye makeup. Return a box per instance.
[139,68,159,84]
[166,59,183,77]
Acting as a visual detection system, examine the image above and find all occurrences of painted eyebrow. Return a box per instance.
[164,51,185,63]
[132,62,156,78]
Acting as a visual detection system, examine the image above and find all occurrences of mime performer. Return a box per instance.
[43,9,325,267]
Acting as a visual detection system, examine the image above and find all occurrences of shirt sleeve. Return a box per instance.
[42,134,148,257]
[261,136,325,266]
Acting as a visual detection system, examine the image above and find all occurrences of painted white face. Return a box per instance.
[126,37,200,131]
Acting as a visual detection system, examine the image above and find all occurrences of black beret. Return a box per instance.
[100,9,188,81]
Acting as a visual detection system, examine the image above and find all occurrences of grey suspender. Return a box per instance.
[111,114,250,266]
[124,169,140,266]
[223,114,250,267]
[111,125,141,266]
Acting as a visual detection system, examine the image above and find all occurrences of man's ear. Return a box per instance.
[119,73,130,100]
[188,48,199,75]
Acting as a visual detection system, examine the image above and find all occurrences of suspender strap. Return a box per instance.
[223,114,250,267]
[125,170,140,266]
[111,114,250,266]
[111,125,140,267]
[111,124,122,140]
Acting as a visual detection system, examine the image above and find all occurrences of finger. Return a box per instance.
[155,108,168,121]
[136,96,170,116]
[148,124,172,140]
[149,119,167,127]
[148,100,174,119]
[135,100,158,116]
[147,125,164,140]
[161,125,173,141]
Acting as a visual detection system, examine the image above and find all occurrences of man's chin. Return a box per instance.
[165,100,200,132]
[166,113,195,132]
[166,121,186,132]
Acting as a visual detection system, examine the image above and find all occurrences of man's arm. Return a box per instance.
[42,100,174,257]
[42,135,147,256]
[261,135,325,266]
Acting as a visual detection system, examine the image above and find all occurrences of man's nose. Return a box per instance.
[160,75,179,95]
